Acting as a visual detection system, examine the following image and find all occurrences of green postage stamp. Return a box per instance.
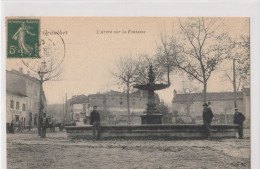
[6,18,40,58]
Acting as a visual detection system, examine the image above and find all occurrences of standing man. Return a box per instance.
[203,103,214,140]
[41,113,48,138]
[90,106,101,140]
[28,115,32,131]
[233,108,245,139]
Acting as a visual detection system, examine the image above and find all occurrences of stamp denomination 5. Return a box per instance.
[7,18,40,58]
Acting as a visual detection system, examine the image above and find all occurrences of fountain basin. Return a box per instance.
[65,124,239,139]
[140,114,163,124]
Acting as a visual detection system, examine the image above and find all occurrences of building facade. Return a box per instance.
[70,90,160,125]
[70,95,90,125]
[172,88,250,127]
[6,68,46,129]
[6,90,27,129]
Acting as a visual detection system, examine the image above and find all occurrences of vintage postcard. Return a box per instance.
[5,16,251,168]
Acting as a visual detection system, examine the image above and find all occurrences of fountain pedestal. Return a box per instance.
[141,114,163,124]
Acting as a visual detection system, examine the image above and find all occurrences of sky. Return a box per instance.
[6,17,249,105]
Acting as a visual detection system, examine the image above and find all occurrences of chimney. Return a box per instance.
[173,89,177,97]
[19,68,23,74]
[27,71,30,76]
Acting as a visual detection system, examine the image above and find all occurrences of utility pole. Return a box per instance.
[233,59,237,108]
[61,97,64,123]
[63,96,66,123]
[65,93,70,122]
[103,95,108,125]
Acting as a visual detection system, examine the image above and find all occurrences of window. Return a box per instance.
[22,104,26,111]
[29,112,32,122]
[132,99,136,105]
[16,102,20,110]
[90,97,97,100]
[34,113,37,125]
[120,97,123,106]
[10,100,14,109]
[119,97,123,106]
[83,104,86,112]
[15,115,19,122]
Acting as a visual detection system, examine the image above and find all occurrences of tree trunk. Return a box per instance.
[127,81,130,124]
[38,79,43,136]
[167,66,170,85]
[203,79,207,104]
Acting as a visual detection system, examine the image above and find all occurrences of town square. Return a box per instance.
[4,16,252,168]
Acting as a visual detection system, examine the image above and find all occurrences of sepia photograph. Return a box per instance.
[4,16,251,168]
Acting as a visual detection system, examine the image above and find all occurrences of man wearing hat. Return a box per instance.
[202,103,214,139]
[233,108,245,139]
[41,113,48,138]
[90,106,101,140]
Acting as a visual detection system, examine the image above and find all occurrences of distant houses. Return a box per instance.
[68,88,251,127]
[69,90,160,125]
[172,88,250,127]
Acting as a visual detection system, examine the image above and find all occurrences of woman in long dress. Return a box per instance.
[13,22,35,56]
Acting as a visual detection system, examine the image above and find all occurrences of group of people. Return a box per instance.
[39,114,62,138]
[203,103,246,139]
[7,119,26,133]
[15,119,25,131]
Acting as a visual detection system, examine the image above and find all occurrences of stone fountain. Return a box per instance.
[65,65,239,140]
[134,64,170,124]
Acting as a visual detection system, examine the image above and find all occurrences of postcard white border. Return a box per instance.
[1,0,260,169]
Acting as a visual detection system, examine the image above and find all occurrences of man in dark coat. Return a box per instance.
[233,108,245,139]
[90,106,101,140]
[203,103,214,139]
[41,113,48,138]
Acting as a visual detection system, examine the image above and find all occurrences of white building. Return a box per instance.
[6,68,46,130]
[70,95,90,125]
[6,90,27,127]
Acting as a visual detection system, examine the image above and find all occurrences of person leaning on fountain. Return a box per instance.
[90,106,101,140]
[202,103,214,140]
[233,108,245,139]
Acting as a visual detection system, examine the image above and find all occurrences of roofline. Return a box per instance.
[7,70,40,84]
[174,91,243,96]
[172,98,244,103]
[88,89,147,97]
[71,101,89,105]
[172,91,245,103]
[6,90,28,97]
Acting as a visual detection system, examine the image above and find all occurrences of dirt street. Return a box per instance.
[7,129,250,169]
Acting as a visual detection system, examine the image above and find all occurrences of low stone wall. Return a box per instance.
[65,124,239,140]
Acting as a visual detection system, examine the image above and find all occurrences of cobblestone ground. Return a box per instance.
[6,129,250,169]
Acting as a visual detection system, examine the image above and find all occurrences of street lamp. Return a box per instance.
[37,61,48,136]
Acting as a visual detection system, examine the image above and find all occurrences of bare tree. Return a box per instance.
[22,37,65,135]
[223,68,243,92]
[223,35,250,91]
[158,17,233,103]
[234,35,250,87]
[110,55,137,124]
[155,31,178,85]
